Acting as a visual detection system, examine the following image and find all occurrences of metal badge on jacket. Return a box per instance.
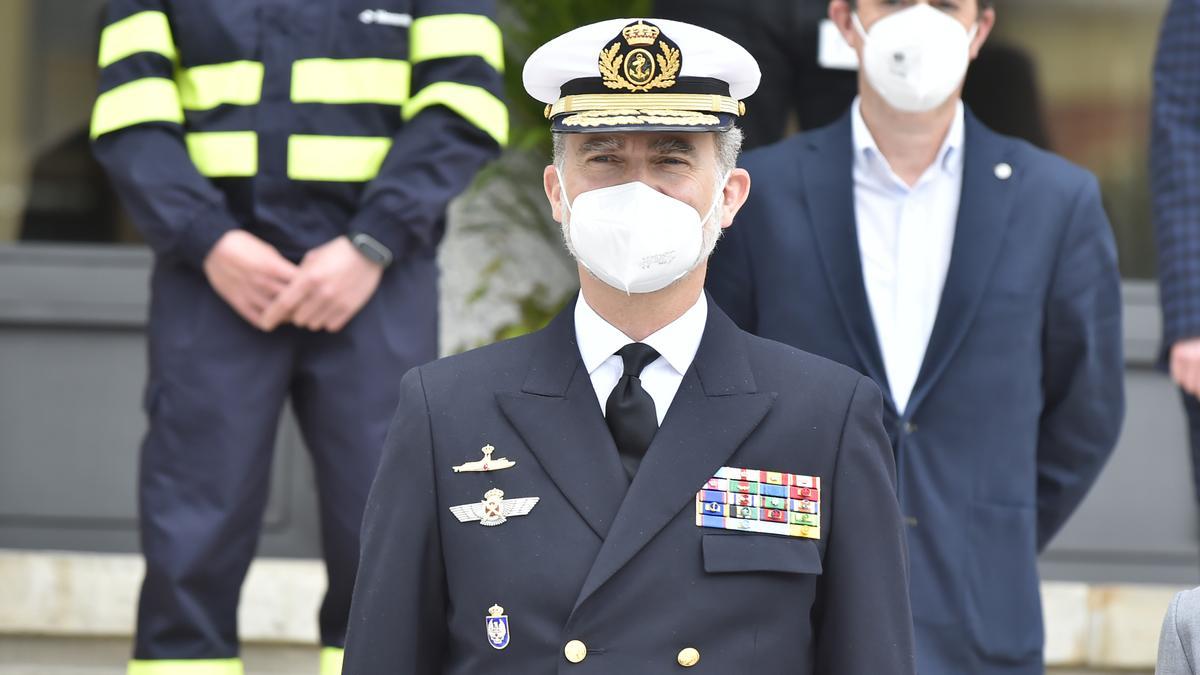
[486,604,510,650]
[450,488,539,527]
[452,444,515,473]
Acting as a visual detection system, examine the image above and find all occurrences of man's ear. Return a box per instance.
[544,165,565,223]
[828,1,861,52]
[718,168,751,229]
[970,7,996,60]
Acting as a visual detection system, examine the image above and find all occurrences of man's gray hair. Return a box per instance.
[551,126,744,177]
[714,126,744,176]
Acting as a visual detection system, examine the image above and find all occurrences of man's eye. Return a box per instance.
[659,157,688,166]
[588,155,615,163]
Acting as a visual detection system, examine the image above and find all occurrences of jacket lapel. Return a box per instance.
[496,305,629,541]
[801,113,893,403]
[571,300,776,614]
[905,112,1018,416]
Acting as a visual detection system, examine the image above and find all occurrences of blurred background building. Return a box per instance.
[0,0,1189,672]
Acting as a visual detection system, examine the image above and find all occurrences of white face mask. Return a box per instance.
[557,170,728,295]
[853,5,978,113]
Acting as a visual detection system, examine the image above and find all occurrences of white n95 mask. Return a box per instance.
[558,172,726,295]
[854,5,978,113]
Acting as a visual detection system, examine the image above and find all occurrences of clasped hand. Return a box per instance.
[1172,337,1200,398]
[203,231,383,333]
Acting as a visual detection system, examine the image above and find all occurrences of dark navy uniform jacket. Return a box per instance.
[343,298,916,674]
[707,110,1125,675]
[91,0,504,267]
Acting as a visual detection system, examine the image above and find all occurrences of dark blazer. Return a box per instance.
[707,111,1125,675]
[342,298,916,674]
[1153,0,1200,356]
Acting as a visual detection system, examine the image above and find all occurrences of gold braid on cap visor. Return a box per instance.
[546,93,745,119]
[559,109,721,127]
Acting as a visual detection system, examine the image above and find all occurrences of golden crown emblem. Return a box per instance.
[484,488,505,502]
[600,20,681,93]
[488,604,505,617]
[622,20,660,46]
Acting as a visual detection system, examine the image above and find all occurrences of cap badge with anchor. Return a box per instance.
[599,20,681,92]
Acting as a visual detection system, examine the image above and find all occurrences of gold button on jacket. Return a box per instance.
[564,640,587,663]
[677,647,700,667]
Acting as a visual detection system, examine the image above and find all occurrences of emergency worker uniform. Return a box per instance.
[90,2,506,673]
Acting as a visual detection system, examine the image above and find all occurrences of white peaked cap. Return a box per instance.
[523,18,761,133]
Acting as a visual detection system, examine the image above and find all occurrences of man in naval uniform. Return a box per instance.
[342,18,916,674]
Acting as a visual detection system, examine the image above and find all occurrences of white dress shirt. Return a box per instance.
[851,97,965,413]
[574,290,708,425]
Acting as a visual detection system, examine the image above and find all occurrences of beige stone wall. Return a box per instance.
[1,551,323,643]
[0,549,1188,670]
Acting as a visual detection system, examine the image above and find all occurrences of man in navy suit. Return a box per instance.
[1153,0,1200,506]
[343,17,915,675]
[707,1,1125,673]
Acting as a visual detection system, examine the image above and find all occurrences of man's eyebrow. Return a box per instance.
[651,137,696,154]
[578,136,624,154]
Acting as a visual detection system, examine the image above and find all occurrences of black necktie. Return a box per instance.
[605,342,661,478]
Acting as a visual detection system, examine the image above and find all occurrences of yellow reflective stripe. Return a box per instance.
[288,135,392,182]
[319,647,344,675]
[90,78,183,139]
[177,61,264,110]
[185,132,258,177]
[291,58,410,105]
[410,14,503,73]
[403,82,508,146]
[127,658,244,675]
[98,11,177,68]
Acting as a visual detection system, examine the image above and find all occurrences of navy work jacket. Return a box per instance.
[92,0,505,267]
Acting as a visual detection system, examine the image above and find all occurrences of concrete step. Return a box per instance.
[1,549,1185,672]
[0,637,318,675]
[0,637,1154,675]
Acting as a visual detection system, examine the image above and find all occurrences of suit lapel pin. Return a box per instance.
[453,444,516,473]
[486,604,510,650]
[994,162,1013,180]
[450,488,539,527]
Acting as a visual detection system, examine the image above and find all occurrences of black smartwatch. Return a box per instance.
[349,233,394,268]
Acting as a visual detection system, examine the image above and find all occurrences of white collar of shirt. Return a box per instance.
[850,97,965,189]
[848,97,965,415]
[574,290,708,424]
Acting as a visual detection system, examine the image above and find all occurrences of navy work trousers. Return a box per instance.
[133,255,437,660]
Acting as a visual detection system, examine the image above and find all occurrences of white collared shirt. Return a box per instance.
[851,97,965,414]
[574,290,708,425]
